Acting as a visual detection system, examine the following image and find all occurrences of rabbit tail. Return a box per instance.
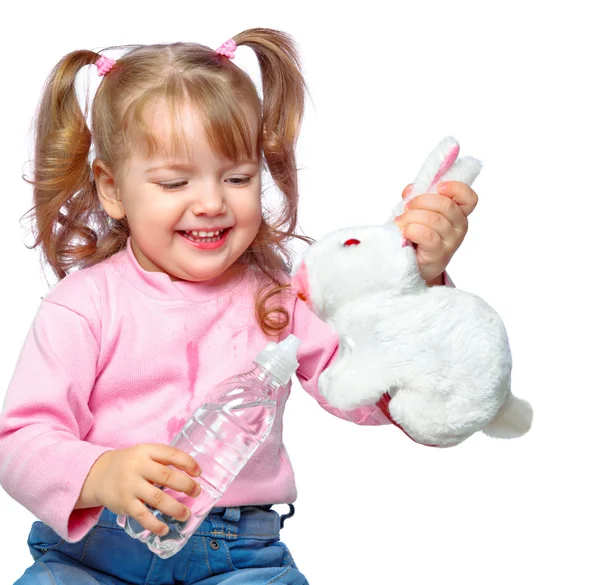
[482,393,533,439]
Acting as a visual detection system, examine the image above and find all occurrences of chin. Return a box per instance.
[185,264,236,283]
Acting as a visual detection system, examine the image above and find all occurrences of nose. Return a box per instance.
[190,182,227,216]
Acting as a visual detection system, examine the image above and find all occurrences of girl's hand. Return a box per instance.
[77,444,202,536]
[394,181,479,284]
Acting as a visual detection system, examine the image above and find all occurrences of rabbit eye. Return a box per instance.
[343,238,361,246]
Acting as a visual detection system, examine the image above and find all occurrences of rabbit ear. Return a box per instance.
[438,156,482,187]
[410,136,460,199]
[388,136,460,223]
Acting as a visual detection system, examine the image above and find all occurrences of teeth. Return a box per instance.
[189,229,223,237]
[182,228,226,243]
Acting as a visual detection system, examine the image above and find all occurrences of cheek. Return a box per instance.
[123,188,178,231]
[236,191,263,227]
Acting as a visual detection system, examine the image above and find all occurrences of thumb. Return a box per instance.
[402,183,413,200]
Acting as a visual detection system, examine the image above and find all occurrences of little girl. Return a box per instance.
[0,28,478,584]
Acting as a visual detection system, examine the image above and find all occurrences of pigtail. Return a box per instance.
[235,29,306,235]
[30,50,110,279]
[234,29,312,336]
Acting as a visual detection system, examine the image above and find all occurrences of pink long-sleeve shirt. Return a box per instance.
[0,240,392,542]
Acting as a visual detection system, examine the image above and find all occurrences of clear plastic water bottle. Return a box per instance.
[117,334,301,559]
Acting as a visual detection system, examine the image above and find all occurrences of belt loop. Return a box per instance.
[279,503,295,529]
[223,507,241,522]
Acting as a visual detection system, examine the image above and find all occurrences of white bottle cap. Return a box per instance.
[253,334,301,385]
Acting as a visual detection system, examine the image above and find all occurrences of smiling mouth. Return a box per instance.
[179,228,230,243]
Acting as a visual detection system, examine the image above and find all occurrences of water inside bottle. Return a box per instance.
[122,394,277,558]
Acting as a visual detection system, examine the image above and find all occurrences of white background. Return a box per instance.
[1,1,599,583]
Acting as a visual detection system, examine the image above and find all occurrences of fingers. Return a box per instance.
[137,482,191,524]
[146,461,201,499]
[145,444,201,478]
[128,500,170,536]
[94,445,204,537]
[402,181,478,217]
[397,193,468,234]
[400,222,453,284]
[436,181,478,216]
[127,492,184,537]
[394,196,465,283]
[135,445,202,535]
[400,221,446,255]
[395,208,458,246]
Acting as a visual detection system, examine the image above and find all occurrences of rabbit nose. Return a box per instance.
[291,262,311,306]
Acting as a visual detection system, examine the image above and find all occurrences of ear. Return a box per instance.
[94,160,125,220]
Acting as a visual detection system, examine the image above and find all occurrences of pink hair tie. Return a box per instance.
[95,55,116,76]
[215,39,236,59]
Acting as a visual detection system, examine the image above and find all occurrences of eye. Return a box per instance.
[158,181,188,191]
[343,238,361,246]
[226,176,252,185]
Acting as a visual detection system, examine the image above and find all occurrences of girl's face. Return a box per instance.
[96,101,262,282]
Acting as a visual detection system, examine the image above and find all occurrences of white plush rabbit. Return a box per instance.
[291,137,532,447]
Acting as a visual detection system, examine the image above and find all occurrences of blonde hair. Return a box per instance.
[29,28,313,335]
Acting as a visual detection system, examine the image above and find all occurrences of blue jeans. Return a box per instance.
[15,506,308,584]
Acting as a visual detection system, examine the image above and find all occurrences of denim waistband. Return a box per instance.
[98,505,283,541]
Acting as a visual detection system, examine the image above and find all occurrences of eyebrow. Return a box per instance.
[145,163,195,173]
[145,160,260,174]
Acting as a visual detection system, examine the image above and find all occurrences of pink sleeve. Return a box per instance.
[288,297,390,426]
[0,301,111,542]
